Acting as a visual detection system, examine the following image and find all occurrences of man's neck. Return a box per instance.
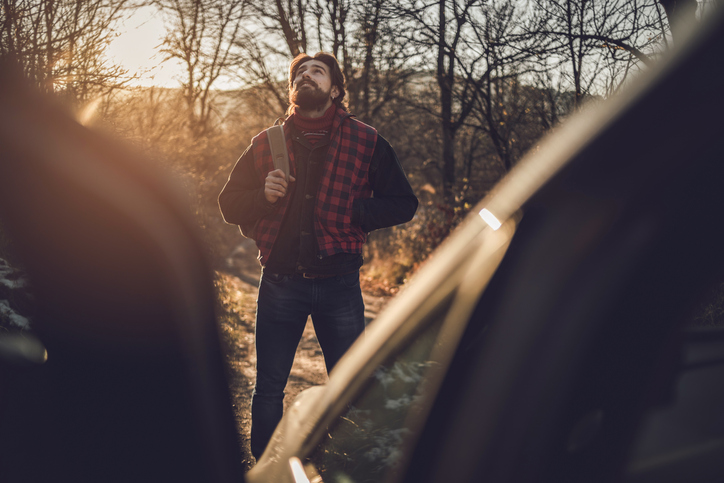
[295,99,334,119]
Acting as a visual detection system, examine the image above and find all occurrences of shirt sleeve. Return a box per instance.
[218,144,276,231]
[352,135,418,232]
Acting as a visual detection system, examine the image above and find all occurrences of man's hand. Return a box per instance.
[264,169,296,204]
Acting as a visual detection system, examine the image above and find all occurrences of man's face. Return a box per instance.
[291,59,339,110]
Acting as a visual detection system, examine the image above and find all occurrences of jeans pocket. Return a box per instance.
[263,272,287,285]
[336,271,360,288]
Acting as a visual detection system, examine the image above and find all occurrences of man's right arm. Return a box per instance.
[218,145,276,229]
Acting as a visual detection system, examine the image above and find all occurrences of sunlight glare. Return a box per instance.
[288,457,310,483]
[77,97,102,126]
[106,6,182,87]
[479,208,502,231]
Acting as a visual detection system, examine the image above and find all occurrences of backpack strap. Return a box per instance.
[266,125,290,180]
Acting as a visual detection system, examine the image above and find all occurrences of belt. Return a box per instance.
[264,270,357,280]
[300,272,336,279]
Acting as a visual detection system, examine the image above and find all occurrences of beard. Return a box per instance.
[291,82,331,110]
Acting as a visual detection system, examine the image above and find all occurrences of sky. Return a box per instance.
[106,6,184,88]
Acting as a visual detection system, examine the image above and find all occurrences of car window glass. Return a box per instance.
[306,298,452,483]
[303,217,517,483]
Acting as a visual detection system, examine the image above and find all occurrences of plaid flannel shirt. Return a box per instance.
[251,108,378,264]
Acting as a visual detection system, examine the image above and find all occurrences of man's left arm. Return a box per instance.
[352,135,418,232]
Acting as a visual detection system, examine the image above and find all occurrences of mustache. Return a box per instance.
[296,80,317,89]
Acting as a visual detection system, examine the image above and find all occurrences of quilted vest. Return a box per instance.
[250,108,378,265]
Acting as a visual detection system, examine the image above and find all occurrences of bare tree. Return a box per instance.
[390,0,482,201]
[247,0,310,57]
[393,0,542,200]
[156,0,249,137]
[533,0,666,109]
[0,0,135,109]
[221,0,313,118]
[228,0,417,124]
[461,0,552,172]
[106,86,187,148]
[318,0,350,64]
[342,0,418,124]
[232,32,291,116]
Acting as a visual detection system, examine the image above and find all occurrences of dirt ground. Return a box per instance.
[217,240,392,472]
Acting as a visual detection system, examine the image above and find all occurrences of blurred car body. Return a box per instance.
[0,67,244,482]
[248,6,724,483]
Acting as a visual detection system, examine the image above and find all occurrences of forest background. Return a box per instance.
[2,0,723,311]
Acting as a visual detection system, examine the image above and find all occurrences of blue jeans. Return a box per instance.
[250,270,365,459]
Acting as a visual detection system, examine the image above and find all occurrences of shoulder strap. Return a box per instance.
[266,125,290,180]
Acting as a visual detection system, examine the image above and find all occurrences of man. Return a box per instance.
[218,52,418,459]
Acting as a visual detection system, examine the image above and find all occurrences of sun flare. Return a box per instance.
[106,6,182,88]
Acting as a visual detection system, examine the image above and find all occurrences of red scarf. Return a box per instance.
[292,105,335,145]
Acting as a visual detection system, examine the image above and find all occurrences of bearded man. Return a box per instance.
[218,52,418,459]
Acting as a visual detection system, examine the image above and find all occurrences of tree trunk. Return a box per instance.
[276,0,302,56]
[437,0,456,202]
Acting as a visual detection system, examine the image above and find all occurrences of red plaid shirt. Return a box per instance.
[251,108,378,264]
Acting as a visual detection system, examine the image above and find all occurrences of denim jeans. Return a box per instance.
[250,269,365,459]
